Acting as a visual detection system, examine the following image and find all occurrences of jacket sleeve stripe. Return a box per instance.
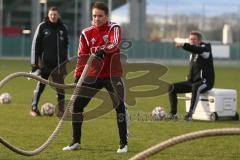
[31,23,42,65]
[82,31,89,47]
[106,27,120,50]
[77,35,82,56]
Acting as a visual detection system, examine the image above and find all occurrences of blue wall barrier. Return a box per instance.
[0,36,240,61]
[0,36,77,57]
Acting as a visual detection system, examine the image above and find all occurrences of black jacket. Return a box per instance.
[31,17,69,71]
[182,42,215,88]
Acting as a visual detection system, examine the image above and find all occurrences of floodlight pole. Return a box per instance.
[74,0,79,54]
[129,0,146,40]
[21,29,25,57]
[39,0,47,19]
[0,0,3,56]
[43,2,47,18]
[81,0,91,29]
[108,0,112,21]
[31,0,41,37]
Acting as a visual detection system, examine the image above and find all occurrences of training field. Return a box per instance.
[0,59,240,160]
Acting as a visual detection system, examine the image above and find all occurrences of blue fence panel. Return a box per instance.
[126,41,188,60]
[1,36,240,61]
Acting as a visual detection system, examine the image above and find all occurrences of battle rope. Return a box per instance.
[129,128,240,160]
[0,72,76,89]
[0,54,96,156]
[1,58,239,158]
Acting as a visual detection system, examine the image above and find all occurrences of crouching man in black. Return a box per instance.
[168,31,215,121]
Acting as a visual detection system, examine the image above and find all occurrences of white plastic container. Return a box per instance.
[185,88,238,121]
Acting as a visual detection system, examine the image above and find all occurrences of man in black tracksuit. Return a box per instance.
[30,7,69,117]
[168,31,215,121]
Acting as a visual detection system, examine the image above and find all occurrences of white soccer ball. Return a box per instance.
[0,93,12,104]
[151,106,166,120]
[41,103,55,116]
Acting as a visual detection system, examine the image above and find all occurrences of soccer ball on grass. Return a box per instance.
[0,93,12,104]
[41,103,55,116]
[151,106,166,120]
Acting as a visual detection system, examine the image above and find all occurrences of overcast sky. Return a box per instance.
[112,0,240,24]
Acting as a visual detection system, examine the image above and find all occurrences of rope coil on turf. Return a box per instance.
[129,128,240,160]
[0,54,96,156]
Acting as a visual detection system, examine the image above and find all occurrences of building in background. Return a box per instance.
[1,0,240,61]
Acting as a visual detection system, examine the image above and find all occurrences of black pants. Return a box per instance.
[32,68,65,110]
[72,77,128,146]
[169,80,211,114]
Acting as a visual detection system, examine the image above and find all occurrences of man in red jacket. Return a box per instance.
[63,2,128,153]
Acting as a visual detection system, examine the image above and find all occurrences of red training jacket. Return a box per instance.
[75,21,122,78]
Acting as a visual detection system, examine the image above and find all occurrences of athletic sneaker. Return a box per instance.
[62,142,80,151]
[184,113,193,121]
[30,108,41,117]
[165,113,178,120]
[117,144,128,153]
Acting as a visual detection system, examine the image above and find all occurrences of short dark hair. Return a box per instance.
[48,6,60,13]
[190,31,202,41]
[92,2,109,16]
